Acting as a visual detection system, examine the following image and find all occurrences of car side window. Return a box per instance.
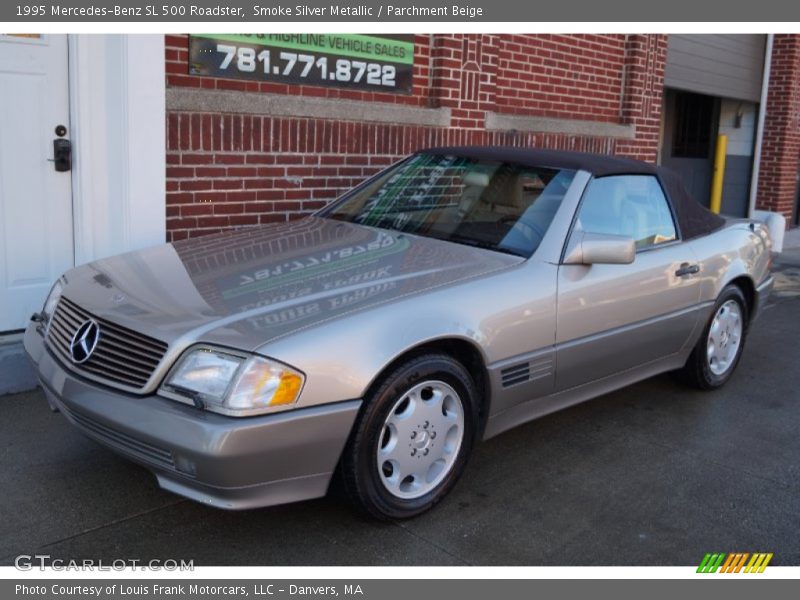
[576,175,678,249]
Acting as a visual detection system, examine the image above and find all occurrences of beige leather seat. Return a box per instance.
[462,170,524,221]
[457,171,491,218]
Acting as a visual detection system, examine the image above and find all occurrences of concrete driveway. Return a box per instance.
[2,251,799,567]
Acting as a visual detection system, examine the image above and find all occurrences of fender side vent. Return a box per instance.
[501,362,530,387]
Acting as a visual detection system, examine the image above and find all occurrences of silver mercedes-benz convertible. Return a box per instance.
[25,147,774,519]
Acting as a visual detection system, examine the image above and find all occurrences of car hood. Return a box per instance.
[60,217,521,352]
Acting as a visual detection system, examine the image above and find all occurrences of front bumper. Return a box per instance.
[24,324,361,510]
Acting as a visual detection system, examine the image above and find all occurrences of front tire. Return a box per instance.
[680,284,749,390]
[340,353,479,520]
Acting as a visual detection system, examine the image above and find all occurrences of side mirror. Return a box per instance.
[563,231,636,265]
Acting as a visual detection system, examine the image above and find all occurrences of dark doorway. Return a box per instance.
[661,90,720,207]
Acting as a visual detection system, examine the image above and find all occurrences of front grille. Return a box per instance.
[46,297,168,391]
[62,402,174,469]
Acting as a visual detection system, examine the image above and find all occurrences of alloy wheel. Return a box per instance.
[706,299,743,376]
[376,380,465,500]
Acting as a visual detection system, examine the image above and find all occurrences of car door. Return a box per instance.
[555,175,702,391]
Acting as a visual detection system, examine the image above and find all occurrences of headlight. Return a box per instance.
[165,348,242,400]
[41,279,64,327]
[161,347,305,417]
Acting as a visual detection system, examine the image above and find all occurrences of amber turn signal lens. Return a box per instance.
[270,372,304,406]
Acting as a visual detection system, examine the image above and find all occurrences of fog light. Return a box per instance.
[174,455,197,477]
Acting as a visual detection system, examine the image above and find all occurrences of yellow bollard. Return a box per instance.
[709,134,728,214]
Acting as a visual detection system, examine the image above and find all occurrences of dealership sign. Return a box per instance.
[189,34,414,93]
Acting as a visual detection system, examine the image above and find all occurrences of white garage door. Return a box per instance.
[666,34,766,102]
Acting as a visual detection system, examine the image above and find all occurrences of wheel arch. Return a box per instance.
[361,336,492,439]
[724,274,756,323]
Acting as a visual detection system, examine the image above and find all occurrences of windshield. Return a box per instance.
[323,153,576,257]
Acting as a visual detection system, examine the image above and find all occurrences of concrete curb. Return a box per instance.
[781,226,800,251]
[0,340,37,396]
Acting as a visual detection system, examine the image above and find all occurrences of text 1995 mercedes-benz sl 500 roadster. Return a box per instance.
[25,147,774,519]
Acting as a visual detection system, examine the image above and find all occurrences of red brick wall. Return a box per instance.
[495,35,627,122]
[165,34,667,240]
[756,35,800,222]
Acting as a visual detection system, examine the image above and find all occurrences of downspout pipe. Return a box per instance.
[748,34,774,218]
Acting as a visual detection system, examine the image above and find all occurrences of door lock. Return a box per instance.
[51,138,72,172]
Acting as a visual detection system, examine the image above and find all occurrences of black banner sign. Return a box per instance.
[189,34,415,94]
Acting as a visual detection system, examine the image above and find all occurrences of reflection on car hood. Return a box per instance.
[61,217,521,351]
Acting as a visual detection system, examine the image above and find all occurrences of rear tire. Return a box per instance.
[340,353,478,520]
[679,284,749,390]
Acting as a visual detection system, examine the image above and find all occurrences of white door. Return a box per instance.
[0,34,73,332]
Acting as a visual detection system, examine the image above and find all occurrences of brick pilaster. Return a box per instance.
[756,34,800,223]
[615,34,668,163]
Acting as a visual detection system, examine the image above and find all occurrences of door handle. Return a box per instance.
[675,263,700,277]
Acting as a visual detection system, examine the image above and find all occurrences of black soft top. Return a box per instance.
[422,146,724,240]
[424,145,658,176]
